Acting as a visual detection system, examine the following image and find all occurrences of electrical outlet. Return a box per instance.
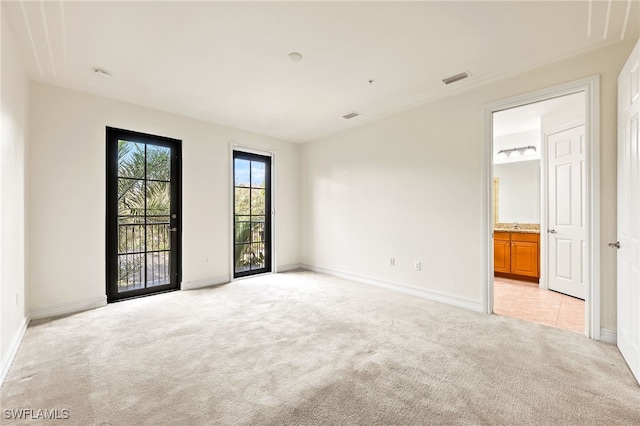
[205,257,209,263]
[390,257,396,266]
[414,261,421,271]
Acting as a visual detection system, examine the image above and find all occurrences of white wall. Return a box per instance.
[1,12,29,373]
[303,98,485,306]
[541,93,585,133]
[27,83,301,311]
[302,39,637,329]
[494,160,540,224]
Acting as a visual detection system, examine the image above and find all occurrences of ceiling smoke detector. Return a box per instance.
[442,71,469,85]
[342,111,360,120]
[288,52,303,62]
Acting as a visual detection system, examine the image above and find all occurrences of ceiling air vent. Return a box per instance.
[342,111,360,120]
[442,71,469,85]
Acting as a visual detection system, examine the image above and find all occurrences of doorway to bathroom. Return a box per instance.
[488,89,589,335]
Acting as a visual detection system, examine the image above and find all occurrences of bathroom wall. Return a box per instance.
[494,160,540,224]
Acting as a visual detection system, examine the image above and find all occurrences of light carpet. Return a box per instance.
[1,270,639,425]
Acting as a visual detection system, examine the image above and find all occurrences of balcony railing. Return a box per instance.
[117,221,170,291]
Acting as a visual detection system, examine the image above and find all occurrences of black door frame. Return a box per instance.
[106,127,182,302]
[232,149,272,278]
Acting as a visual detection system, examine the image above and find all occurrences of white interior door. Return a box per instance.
[617,38,640,385]
[547,124,586,299]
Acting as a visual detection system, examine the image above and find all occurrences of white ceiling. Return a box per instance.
[493,92,585,137]
[3,1,639,143]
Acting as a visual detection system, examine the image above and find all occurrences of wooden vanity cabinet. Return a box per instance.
[510,233,539,278]
[494,231,539,280]
[493,232,511,274]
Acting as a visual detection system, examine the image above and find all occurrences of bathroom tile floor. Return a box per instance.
[493,277,584,334]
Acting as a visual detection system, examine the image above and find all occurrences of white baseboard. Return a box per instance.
[3,296,108,386]
[0,313,31,387]
[182,266,303,289]
[182,275,229,290]
[302,264,483,312]
[277,263,303,272]
[600,328,617,344]
[29,296,107,320]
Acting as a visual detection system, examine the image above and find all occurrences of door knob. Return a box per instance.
[548,229,557,234]
[608,241,621,249]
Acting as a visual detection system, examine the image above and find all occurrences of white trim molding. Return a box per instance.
[229,144,275,158]
[0,314,30,386]
[302,264,483,312]
[28,296,107,320]
[600,328,617,344]
[181,275,230,290]
[276,263,303,273]
[482,75,601,340]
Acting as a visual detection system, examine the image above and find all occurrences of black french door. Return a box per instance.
[106,127,182,302]
[233,151,272,278]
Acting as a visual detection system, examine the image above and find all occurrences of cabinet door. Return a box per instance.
[511,241,539,277]
[494,240,511,274]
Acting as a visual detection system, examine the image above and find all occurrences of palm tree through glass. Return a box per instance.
[117,141,171,291]
[234,158,267,274]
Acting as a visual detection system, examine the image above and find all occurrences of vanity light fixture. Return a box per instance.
[497,145,537,158]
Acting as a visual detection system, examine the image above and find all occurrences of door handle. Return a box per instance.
[169,227,178,232]
[608,241,621,249]
[548,229,557,234]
